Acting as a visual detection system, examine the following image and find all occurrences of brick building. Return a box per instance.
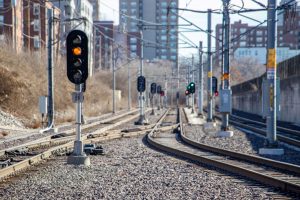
[215,16,300,67]
[0,0,60,53]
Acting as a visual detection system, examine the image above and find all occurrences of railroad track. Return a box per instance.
[147,107,300,196]
[227,114,300,148]
[0,109,142,154]
[0,108,165,181]
[0,108,179,182]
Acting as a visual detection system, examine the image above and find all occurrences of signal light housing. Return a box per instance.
[187,82,195,94]
[66,30,88,84]
[156,85,162,94]
[137,76,146,92]
[150,83,157,94]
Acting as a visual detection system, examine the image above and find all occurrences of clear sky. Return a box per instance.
[99,0,273,56]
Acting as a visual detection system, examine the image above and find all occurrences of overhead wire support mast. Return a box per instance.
[135,22,148,125]
[258,0,284,155]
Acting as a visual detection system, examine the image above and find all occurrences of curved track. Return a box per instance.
[147,107,300,196]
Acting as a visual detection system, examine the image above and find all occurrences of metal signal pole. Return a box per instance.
[191,55,195,113]
[136,24,148,124]
[112,51,116,114]
[198,41,203,117]
[207,9,213,122]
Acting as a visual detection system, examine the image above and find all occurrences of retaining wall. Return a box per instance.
[232,54,300,125]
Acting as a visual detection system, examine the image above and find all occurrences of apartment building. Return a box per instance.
[119,0,178,62]
[51,0,94,75]
[94,21,114,70]
[0,0,60,53]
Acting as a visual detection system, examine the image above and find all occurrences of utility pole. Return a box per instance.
[136,24,148,125]
[112,51,116,114]
[207,9,213,122]
[198,41,203,117]
[191,55,195,113]
[259,0,283,155]
[187,64,191,107]
[203,9,217,131]
[221,0,230,130]
[128,62,131,110]
[47,8,54,128]
[176,56,180,107]
[40,8,55,133]
[217,0,233,137]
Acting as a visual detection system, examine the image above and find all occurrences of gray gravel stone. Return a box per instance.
[0,137,280,199]
[185,124,300,165]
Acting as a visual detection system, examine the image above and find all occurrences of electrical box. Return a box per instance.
[39,96,48,114]
[262,79,280,117]
[219,89,232,113]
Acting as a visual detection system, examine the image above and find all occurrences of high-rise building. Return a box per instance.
[119,0,178,62]
[51,0,94,76]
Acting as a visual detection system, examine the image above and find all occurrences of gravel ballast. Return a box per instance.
[0,136,283,199]
[184,123,300,166]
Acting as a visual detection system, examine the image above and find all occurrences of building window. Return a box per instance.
[256,30,263,36]
[130,45,137,51]
[256,37,263,42]
[161,35,167,41]
[0,0,3,8]
[0,15,3,28]
[130,37,137,44]
[34,36,40,48]
[161,2,167,7]
[33,3,40,16]
[33,20,40,31]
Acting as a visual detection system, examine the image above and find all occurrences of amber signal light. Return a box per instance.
[72,47,82,56]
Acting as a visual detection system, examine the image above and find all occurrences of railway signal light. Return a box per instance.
[187,82,195,94]
[157,85,162,94]
[212,76,218,96]
[150,83,157,94]
[160,91,165,96]
[185,90,190,95]
[66,30,89,84]
[137,76,146,92]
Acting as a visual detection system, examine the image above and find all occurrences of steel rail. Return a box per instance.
[0,109,172,181]
[147,107,300,195]
[0,109,141,157]
[230,114,300,137]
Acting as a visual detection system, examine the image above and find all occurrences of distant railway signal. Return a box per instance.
[66,30,89,84]
[150,83,157,94]
[157,85,162,94]
[187,82,195,94]
[160,91,165,96]
[137,76,146,92]
[185,90,190,95]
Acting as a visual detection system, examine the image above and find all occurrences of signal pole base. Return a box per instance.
[67,141,91,166]
[217,130,234,138]
[67,155,90,166]
[135,115,149,125]
[150,109,155,115]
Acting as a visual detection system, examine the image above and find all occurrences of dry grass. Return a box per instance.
[0,41,135,127]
